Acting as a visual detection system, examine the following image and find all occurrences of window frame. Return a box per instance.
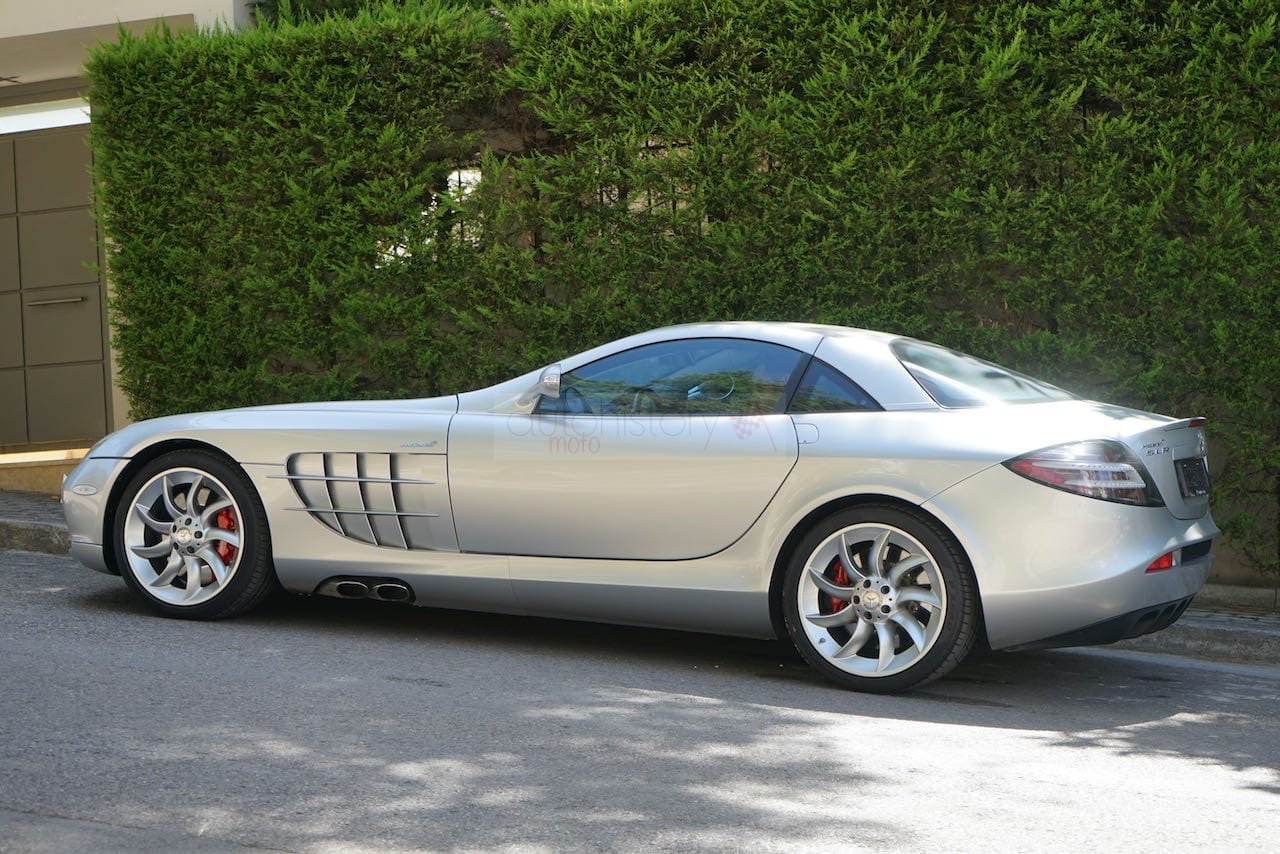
[783,356,884,414]
[534,336,813,418]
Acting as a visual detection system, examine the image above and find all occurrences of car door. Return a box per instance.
[448,337,806,560]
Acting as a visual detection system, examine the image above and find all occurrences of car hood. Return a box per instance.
[86,395,460,459]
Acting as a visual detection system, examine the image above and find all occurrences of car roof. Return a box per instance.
[653,320,900,342]
[569,321,901,364]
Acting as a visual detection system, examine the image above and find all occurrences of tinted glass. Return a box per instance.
[788,360,881,413]
[537,338,805,416]
[891,339,1074,407]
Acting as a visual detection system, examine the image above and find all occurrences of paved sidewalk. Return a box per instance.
[3,488,1277,668]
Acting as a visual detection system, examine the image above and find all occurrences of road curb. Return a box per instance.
[0,489,70,556]
[0,519,70,556]
[1113,612,1280,667]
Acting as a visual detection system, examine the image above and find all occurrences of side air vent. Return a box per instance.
[277,453,457,551]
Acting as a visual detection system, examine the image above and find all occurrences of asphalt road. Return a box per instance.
[2,550,1278,853]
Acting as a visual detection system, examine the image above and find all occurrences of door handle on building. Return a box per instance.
[26,297,85,307]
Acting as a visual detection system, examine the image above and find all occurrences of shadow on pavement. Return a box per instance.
[12,560,1276,850]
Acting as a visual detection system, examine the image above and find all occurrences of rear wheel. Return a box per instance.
[782,505,977,693]
[114,450,277,619]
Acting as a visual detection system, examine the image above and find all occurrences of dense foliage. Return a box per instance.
[87,0,1279,576]
[89,4,501,408]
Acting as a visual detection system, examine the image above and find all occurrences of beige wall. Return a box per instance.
[0,2,252,94]
[0,2,254,444]
[0,1,252,39]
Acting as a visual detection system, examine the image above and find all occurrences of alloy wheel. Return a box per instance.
[121,467,243,607]
[795,523,948,678]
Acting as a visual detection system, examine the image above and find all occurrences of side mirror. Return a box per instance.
[539,365,561,399]
[518,365,561,406]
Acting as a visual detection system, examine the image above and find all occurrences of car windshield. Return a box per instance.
[891,339,1075,408]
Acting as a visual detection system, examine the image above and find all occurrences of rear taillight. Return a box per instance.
[1004,440,1164,506]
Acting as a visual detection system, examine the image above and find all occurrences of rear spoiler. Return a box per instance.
[1163,417,1207,431]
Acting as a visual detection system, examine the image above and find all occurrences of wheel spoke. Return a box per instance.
[865,529,890,576]
[890,611,927,650]
[196,546,229,585]
[182,556,204,600]
[161,476,184,518]
[200,498,232,529]
[832,619,874,659]
[897,587,942,609]
[134,503,171,533]
[150,552,184,588]
[186,475,207,515]
[130,538,172,560]
[838,534,863,579]
[875,623,896,672]
[207,528,240,549]
[806,565,853,600]
[888,555,929,587]
[804,605,858,628]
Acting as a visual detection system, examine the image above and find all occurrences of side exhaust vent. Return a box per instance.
[371,582,412,602]
[334,580,369,599]
[316,576,415,604]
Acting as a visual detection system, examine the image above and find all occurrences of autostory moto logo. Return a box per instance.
[504,413,782,454]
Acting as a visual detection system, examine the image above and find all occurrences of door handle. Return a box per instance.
[26,297,85,307]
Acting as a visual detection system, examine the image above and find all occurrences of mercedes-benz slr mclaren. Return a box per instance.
[62,323,1215,692]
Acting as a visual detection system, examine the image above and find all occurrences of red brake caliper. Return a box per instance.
[215,508,238,565]
[827,560,851,613]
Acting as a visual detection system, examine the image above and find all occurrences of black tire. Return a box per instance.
[113,449,278,620]
[782,504,978,693]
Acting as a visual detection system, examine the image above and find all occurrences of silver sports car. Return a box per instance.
[62,322,1216,692]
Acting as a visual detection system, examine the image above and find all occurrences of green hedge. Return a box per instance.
[88,3,501,409]
[88,0,1279,575]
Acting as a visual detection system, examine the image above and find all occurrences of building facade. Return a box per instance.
[0,1,253,451]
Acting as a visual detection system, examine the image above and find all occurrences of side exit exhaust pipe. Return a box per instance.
[333,580,369,599]
[315,577,414,603]
[371,582,412,602]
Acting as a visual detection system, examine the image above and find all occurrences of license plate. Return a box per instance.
[1176,458,1210,498]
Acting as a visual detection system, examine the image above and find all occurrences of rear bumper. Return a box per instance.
[971,544,1213,651]
[924,463,1218,651]
[1003,595,1196,651]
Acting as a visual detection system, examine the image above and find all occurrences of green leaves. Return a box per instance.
[87,1,498,411]
[88,0,1280,577]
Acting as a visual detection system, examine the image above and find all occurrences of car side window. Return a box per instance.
[536,338,806,416]
[788,359,882,413]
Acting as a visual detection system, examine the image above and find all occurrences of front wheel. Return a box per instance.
[114,450,277,619]
[782,505,978,693]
